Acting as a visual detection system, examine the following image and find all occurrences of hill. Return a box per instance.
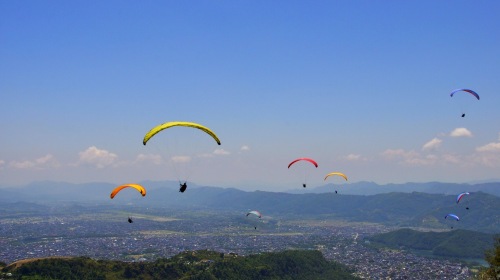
[2,250,358,280]
[1,181,499,233]
[292,181,500,197]
[367,229,498,259]
[1,180,500,203]
[141,188,500,233]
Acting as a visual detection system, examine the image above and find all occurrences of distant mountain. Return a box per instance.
[288,181,500,197]
[367,228,498,259]
[2,250,359,280]
[1,181,499,233]
[0,180,205,203]
[2,180,499,203]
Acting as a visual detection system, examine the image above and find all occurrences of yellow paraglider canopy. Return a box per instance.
[324,172,348,181]
[143,121,221,146]
[110,184,146,199]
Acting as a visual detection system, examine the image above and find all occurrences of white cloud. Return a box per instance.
[381,149,436,166]
[240,145,250,151]
[450,128,472,137]
[473,134,500,167]
[171,155,191,163]
[342,154,367,161]
[78,146,117,168]
[441,154,461,164]
[476,142,500,153]
[422,138,442,151]
[136,153,163,165]
[10,154,60,169]
[0,160,4,169]
[213,148,230,156]
[381,149,417,159]
[471,153,500,167]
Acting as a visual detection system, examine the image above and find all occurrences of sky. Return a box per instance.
[1,1,500,191]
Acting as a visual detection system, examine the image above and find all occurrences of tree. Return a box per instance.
[478,237,500,280]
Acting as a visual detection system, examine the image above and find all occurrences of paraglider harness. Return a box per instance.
[179,182,187,193]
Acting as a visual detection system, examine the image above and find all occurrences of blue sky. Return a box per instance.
[1,1,500,191]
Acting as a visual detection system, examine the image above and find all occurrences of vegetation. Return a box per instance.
[367,228,497,258]
[2,250,359,280]
[2,187,499,233]
[137,189,500,233]
[477,237,500,280]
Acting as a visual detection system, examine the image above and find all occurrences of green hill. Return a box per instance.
[367,228,497,258]
[145,189,499,233]
[2,250,358,280]
[2,183,500,233]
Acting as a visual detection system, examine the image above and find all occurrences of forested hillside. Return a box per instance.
[367,229,497,258]
[2,250,358,280]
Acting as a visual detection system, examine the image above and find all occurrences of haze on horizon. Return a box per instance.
[1,1,500,192]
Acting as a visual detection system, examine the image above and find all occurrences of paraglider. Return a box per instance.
[179,182,187,193]
[456,192,471,210]
[288,158,318,188]
[110,184,146,199]
[324,172,348,181]
[324,172,348,194]
[143,121,221,188]
[450,89,480,100]
[109,185,145,223]
[246,210,262,218]
[444,213,459,229]
[450,89,479,117]
[288,158,318,169]
[246,210,262,230]
[143,121,221,146]
[445,213,460,221]
[456,192,470,203]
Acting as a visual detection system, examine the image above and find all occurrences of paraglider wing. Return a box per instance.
[444,214,460,221]
[450,89,480,100]
[287,158,318,169]
[324,172,348,181]
[143,121,221,146]
[246,210,262,218]
[110,184,147,199]
[456,192,470,204]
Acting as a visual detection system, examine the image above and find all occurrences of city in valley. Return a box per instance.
[0,204,473,279]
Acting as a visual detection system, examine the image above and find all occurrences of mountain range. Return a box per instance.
[0,180,499,233]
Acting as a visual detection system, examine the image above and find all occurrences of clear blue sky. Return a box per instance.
[1,1,499,191]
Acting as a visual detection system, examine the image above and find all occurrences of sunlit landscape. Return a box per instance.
[1,1,499,279]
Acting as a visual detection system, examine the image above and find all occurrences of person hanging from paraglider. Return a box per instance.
[450,89,479,118]
[179,181,187,193]
[324,172,347,195]
[128,216,133,223]
[456,192,470,210]
[254,226,257,230]
[288,158,318,190]
[445,214,459,230]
